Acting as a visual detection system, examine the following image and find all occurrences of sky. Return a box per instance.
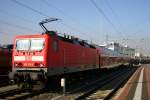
[0,0,150,55]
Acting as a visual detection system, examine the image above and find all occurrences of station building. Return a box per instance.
[102,42,135,58]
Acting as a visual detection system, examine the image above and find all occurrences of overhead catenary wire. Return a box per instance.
[41,0,96,37]
[0,20,39,33]
[0,9,41,33]
[11,0,94,41]
[0,9,33,24]
[90,0,122,36]
[0,8,40,34]
[41,0,95,40]
[0,31,10,35]
[11,0,49,17]
[59,21,92,39]
[104,0,121,26]
[104,0,125,36]
[41,0,72,19]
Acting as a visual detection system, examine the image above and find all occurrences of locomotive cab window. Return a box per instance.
[30,38,45,51]
[16,39,30,50]
[53,40,59,51]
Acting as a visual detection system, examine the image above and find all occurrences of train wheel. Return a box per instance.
[32,81,45,90]
[17,83,24,89]
[17,82,32,89]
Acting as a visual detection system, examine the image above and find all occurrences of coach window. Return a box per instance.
[53,40,59,52]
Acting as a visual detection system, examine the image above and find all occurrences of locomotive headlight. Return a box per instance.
[15,63,18,66]
[40,63,44,67]
[34,63,44,67]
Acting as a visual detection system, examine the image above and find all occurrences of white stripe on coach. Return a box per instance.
[133,67,144,100]
[14,56,25,61]
[32,56,44,61]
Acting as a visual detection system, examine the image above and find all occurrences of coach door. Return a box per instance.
[99,55,101,68]
[53,39,59,52]
[52,39,60,67]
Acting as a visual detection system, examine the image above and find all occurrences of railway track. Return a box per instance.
[75,67,137,100]
[0,75,10,87]
[0,87,45,100]
[50,66,137,100]
[27,67,124,100]
[0,89,45,100]
[0,66,137,100]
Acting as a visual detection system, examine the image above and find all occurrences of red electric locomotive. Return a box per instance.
[9,18,130,88]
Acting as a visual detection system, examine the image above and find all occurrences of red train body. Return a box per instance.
[10,31,130,87]
[0,46,12,75]
[12,33,99,76]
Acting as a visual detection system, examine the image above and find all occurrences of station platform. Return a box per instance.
[116,64,150,100]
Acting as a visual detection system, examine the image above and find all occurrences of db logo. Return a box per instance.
[26,56,31,61]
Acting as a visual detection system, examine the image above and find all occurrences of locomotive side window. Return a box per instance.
[53,40,59,52]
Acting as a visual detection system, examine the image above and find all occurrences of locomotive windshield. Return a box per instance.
[16,39,30,50]
[16,38,45,51]
[30,39,44,50]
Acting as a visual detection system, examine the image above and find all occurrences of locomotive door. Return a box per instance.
[51,39,60,67]
[99,55,101,68]
[63,48,66,67]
